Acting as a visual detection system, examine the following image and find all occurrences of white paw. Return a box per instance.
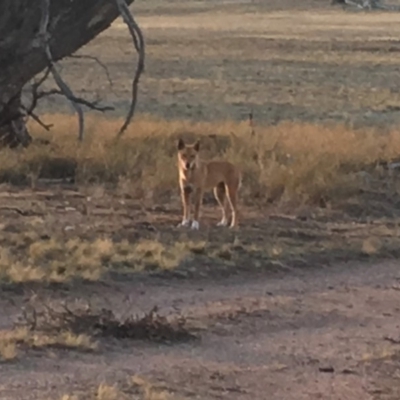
[177,219,190,228]
[217,218,228,227]
[190,220,200,230]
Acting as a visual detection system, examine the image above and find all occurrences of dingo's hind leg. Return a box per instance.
[225,181,239,228]
[214,182,229,226]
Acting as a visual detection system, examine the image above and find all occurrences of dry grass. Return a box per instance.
[95,383,126,400]
[1,114,399,208]
[0,336,18,361]
[132,376,174,400]
[58,378,176,400]
[0,236,108,283]
[2,3,400,285]
[0,326,96,362]
[64,2,400,131]
[0,115,399,284]
[0,231,198,283]
[136,9,400,39]
[361,344,400,363]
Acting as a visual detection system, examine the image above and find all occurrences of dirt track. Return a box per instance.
[1,260,399,399]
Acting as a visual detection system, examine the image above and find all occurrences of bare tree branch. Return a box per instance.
[114,0,145,138]
[68,54,114,88]
[20,105,53,131]
[1,0,145,146]
[37,89,115,112]
[23,56,113,133]
[28,111,54,131]
[39,0,85,141]
[0,0,142,147]
[25,67,51,117]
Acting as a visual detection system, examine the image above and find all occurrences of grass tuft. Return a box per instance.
[0,115,398,207]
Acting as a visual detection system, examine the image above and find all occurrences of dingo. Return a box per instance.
[177,138,241,230]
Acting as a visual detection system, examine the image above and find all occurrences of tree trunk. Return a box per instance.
[0,92,31,148]
[0,0,135,147]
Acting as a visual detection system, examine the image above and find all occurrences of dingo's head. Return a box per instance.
[177,139,200,171]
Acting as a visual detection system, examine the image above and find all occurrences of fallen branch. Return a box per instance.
[331,0,400,10]
[114,0,145,138]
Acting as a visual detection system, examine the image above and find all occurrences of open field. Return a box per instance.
[2,0,400,399]
[37,0,400,127]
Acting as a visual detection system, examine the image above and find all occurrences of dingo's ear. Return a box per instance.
[177,138,185,150]
[194,140,200,152]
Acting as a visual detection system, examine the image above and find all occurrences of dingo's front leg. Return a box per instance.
[178,185,192,227]
[191,188,203,230]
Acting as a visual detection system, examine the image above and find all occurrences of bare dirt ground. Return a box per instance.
[3,0,400,398]
[0,186,399,399]
[0,255,399,399]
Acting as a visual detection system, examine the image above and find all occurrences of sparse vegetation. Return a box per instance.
[0,326,96,362]
[20,300,197,343]
[0,335,18,361]
[0,230,206,283]
[58,377,176,400]
[0,300,196,362]
[0,115,398,208]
